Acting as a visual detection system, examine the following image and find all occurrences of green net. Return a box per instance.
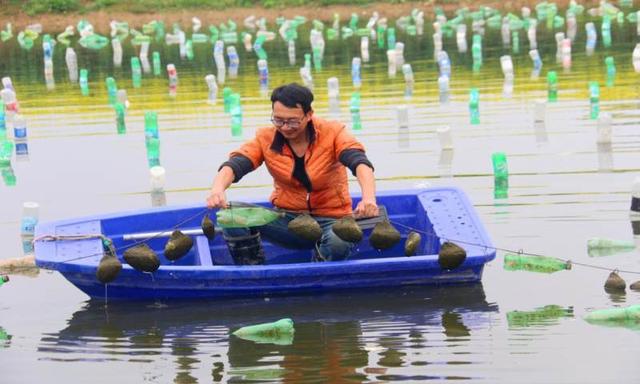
[216,204,284,228]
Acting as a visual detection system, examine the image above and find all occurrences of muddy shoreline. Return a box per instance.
[0,0,594,34]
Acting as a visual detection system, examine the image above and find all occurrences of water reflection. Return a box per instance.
[438,149,454,178]
[533,121,548,144]
[0,326,12,348]
[38,284,497,382]
[150,190,167,207]
[397,126,410,148]
[597,142,613,173]
[506,305,573,329]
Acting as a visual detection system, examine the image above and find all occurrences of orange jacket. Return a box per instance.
[229,116,367,217]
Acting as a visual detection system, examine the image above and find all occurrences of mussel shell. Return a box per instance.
[332,217,363,243]
[201,215,216,240]
[369,220,401,250]
[604,271,626,292]
[438,242,467,270]
[288,214,322,242]
[163,230,194,261]
[96,254,122,283]
[404,231,422,256]
[630,280,640,291]
[123,243,160,272]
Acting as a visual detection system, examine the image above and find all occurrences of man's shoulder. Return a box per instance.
[255,126,277,140]
[312,116,345,133]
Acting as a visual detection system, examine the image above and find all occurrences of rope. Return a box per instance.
[37,208,210,264]
[390,220,640,276]
[34,206,640,276]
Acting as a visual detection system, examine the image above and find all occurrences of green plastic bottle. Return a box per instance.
[312,46,323,71]
[114,103,126,135]
[602,17,612,48]
[216,206,284,228]
[223,87,233,114]
[587,237,635,257]
[584,304,640,322]
[1,165,16,186]
[349,92,361,113]
[387,28,396,50]
[79,68,89,96]
[547,71,558,102]
[471,34,482,71]
[348,13,358,30]
[492,152,508,199]
[469,88,480,125]
[233,318,294,345]
[0,275,8,287]
[152,51,161,76]
[511,31,520,54]
[131,57,142,88]
[589,81,600,120]
[233,318,294,337]
[105,77,117,105]
[0,139,14,166]
[377,25,386,48]
[146,137,160,167]
[185,39,194,60]
[503,253,571,273]
[144,111,159,139]
[351,112,362,131]
[230,93,242,137]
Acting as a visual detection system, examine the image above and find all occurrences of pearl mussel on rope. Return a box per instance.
[332,216,363,243]
[201,214,216,240]
[96,239,122,283]
[369,220,401,250]
[604,271,626,293]
[404,231,422,256]
[438,242,467,270]
[124,243,160,272]
[288,214,322,242]
[164,230,194,261]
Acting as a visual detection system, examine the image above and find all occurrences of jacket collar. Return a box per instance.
[269,117,317,154]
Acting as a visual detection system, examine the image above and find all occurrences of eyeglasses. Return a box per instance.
[271,115,306,129]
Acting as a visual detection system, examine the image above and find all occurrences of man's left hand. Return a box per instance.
[354,198,379,218]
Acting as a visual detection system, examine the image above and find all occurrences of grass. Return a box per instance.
[20,0,416,15]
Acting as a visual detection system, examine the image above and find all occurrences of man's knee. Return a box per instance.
[319,229,355,261]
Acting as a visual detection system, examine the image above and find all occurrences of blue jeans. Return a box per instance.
[223,212,355,261]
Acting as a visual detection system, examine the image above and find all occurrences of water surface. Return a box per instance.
[1,13,640,383]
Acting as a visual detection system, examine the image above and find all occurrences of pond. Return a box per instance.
[1,8,640,383]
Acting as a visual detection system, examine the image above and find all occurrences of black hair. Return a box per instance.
[270,83,314,114]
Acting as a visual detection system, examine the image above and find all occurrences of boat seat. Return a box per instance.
[356,205,388,230]
[194,235,214,266]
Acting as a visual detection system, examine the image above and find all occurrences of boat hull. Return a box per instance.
[35,187,496,300]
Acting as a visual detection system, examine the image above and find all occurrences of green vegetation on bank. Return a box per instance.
[12,0,411,16]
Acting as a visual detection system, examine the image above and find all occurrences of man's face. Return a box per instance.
[272,101,312,142]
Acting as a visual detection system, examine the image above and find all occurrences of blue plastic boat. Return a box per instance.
[34,187,495,300]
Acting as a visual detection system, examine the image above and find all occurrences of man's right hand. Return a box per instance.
[206,189,228,209]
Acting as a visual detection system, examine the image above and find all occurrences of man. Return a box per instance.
[206,83,378,264]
